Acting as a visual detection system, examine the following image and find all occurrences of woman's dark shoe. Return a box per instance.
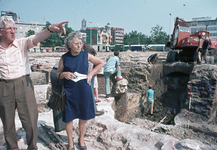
[78,138,87,150]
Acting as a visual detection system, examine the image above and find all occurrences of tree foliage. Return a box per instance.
[124,31,150,45]
[124,24,167,45]
[25,30,35,37]
[149,24,167,44]
[40,21,73,47]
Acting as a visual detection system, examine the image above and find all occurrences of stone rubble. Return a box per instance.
[1,51,217,149]
[1,94,217,150]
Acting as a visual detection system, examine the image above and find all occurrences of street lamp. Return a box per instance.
[169,13,172,40]
[206,25,208,31]
[138,33,140,45]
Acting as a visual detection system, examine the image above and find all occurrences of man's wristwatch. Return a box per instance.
[47,26,53,33]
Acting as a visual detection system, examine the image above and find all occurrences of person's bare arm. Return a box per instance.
[116,65,120,69]
[87,54,104,85]
[148,58,151,64]
[56,58,64,78]
[56,58,75,80]
[32,21,69,45]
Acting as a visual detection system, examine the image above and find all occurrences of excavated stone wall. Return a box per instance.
[28,51,217,125]
[23,51,217,147]
[187,64,217,123]
[117,61,217,126]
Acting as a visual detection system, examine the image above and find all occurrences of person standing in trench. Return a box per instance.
[145,85,155,118]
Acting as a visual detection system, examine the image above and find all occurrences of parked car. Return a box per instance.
[28,48,34,52]
[41,49,46,53]
[35,48,40,52]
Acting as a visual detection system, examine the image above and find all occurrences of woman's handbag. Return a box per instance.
[47,74,65,111]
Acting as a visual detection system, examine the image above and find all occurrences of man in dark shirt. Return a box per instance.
[147,53,158,64]
[201,37,211,64]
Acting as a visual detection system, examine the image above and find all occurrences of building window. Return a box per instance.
[198,22,204,26]
[25,26,29,30]
[204,22,211,26]
[210,33,217,36]
[36,27,39,30]
[20,32,23,37]
[210,21,217,25]
[191,22,197,26]
[208,27,217,31]
[20,26,23,30]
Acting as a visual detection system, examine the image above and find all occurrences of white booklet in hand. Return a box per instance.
[71,72,87,82]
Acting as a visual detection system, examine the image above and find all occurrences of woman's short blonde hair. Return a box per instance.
[64,31,83,51]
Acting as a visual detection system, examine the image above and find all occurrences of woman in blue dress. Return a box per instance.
[56,31,104,150]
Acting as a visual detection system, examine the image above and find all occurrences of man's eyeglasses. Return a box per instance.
[0,27,17,31]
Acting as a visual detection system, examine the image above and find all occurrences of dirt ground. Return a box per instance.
[137,112,217,146]
[3,50,216,148]
[36,50,217,146]
[0,50,216,150]
[105,50,217,146]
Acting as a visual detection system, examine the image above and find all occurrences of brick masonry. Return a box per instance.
[114,92,128,120]
[97,74,106,95]
[97,73,115,95]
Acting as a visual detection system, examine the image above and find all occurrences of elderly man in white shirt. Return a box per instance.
[0,16,68,150]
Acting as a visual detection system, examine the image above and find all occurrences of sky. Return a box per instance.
[0,0,217,36]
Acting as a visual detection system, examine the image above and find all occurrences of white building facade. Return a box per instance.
[111,27,124,44]
[186,17,217,40]
[1,11,45,39]
[80,19,124,52]
[15,22,45,39]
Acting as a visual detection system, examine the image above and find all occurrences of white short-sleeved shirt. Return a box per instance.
[0,35,37,79]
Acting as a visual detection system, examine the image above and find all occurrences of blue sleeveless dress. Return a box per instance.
[62,51,95,123]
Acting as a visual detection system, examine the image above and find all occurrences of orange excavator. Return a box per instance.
[166,17,217,63]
